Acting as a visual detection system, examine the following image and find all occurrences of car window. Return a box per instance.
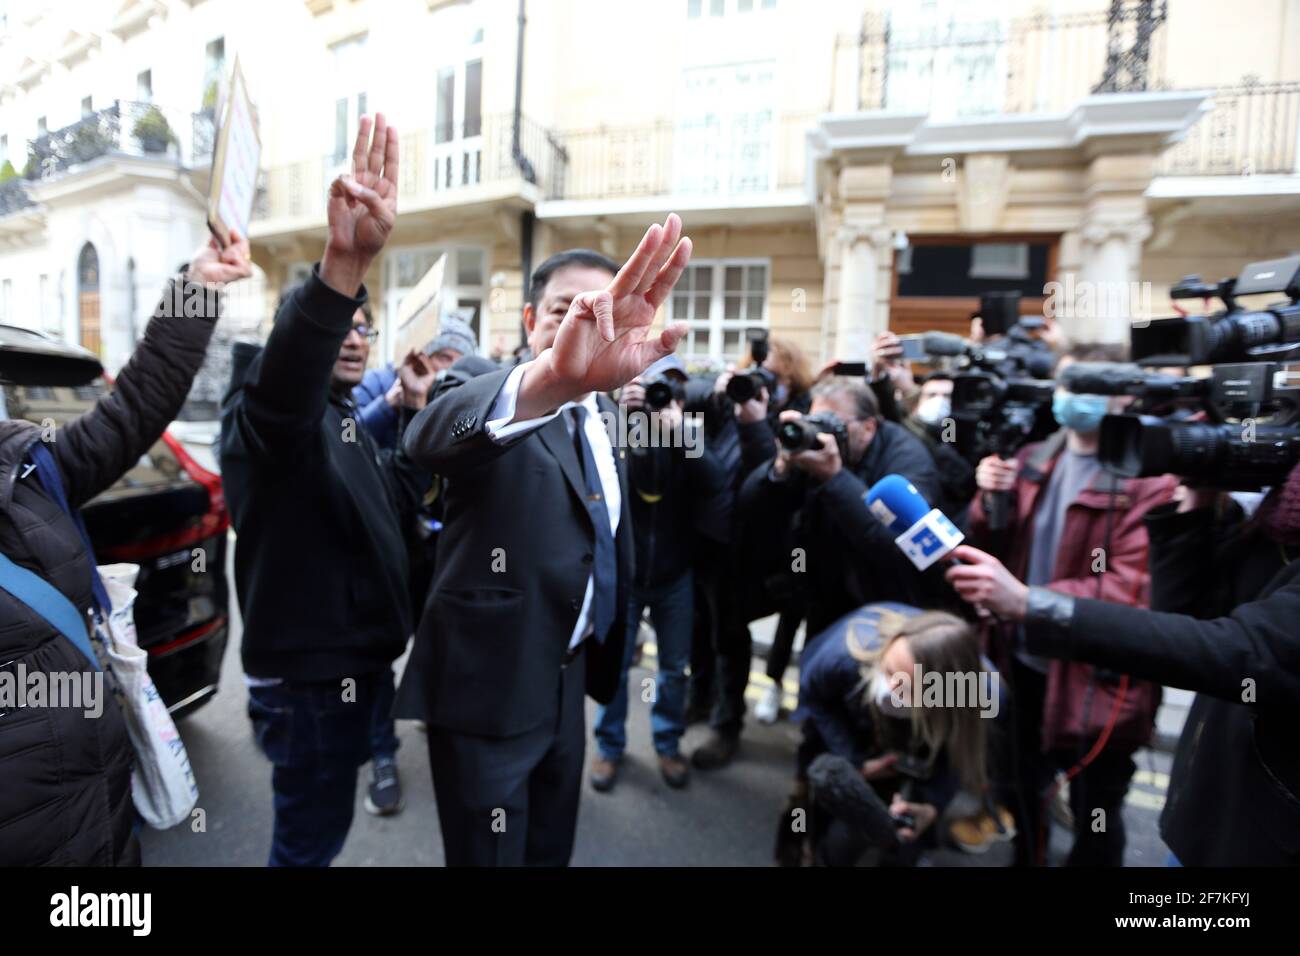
[1,379,187,496]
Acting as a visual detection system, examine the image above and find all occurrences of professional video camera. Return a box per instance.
[922,314,1057,528]
[777,411,850,462]
[727,328,778,404]
[1062,255,1300,490]
[1129,254,1300,367]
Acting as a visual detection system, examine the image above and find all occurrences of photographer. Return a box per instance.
[590,356,727,792]
[946,452,1300,865]
[966,343,1176,866]
[738,377,947,646]
[868,331,976,523]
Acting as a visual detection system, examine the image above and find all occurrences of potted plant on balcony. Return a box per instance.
[132,105,175,154]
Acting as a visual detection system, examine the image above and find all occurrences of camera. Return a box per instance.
[1069,255,1300,490]
[777,411,850,462]
[1130,254,1300,367]
[726,366,778,404]
[642,374,681,411]
[1092,362,1300,490]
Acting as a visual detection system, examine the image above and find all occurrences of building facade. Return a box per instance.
[2,0,1299,384]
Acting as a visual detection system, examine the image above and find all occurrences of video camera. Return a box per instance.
[642,375,684,411]
[1063,255,1300,490]
[922,317,1057,528]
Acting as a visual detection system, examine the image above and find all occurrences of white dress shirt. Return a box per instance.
[485,362,622,649]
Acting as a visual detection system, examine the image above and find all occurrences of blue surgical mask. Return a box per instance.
[1053,392,1107,434]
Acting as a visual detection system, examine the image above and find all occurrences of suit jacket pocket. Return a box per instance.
[429,587,528,705]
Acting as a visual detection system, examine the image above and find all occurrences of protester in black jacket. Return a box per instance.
[0,234,250,865]
[944,464,1300,865]
[590,355,727,792]
[220,115,431,867]
[739,377,950,645]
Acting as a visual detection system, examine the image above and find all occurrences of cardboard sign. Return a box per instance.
[392,254,447,362]
[207,57,261,248]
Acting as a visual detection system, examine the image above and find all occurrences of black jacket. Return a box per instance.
[0,278,218,865]
[396,372,633,738]
[220,269,427,682]
[738,419,951,635]
[626,435,727,589]
[1027,502,1300,864]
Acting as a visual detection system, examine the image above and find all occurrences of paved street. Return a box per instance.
[140,543,1173,867]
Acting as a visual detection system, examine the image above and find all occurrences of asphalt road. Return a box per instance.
[139,556,1173,867]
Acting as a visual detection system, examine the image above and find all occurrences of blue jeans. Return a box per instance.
[248,673,380,867]
[595,570,693,761]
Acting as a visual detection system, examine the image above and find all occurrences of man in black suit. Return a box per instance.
[400,216,693,865]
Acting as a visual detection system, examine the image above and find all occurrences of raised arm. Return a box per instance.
[55,232,252,506]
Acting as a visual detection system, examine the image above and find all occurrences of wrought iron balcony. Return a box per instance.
[23,101,216,182]
[847,1,1168,117]
[1158,81,1300,176]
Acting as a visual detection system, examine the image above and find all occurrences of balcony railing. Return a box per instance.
[1159,81,1300,176]
[0,178,36,217]
[848,1,1167,117]
[23,101,216,181]
[254,114,566,225]
[545,112,815,203]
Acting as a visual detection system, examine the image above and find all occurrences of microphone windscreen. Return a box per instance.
[866,474,932,534]
[921,331,968,357]
[808,754,900,849]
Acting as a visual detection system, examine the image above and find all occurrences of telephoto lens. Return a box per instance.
[726,367,775,404]
[642,375,676,411]
[1100,414,1300,489]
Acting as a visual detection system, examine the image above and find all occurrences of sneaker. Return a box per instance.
[754,681,782,724]
[590,754,620,792]
[658,753,690,789]
[691,731,739,770]
[949,805,1017,854]
[364,757,404,816]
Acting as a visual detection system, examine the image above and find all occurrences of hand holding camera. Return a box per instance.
[975,454,1020,493]
[775,409,843,482]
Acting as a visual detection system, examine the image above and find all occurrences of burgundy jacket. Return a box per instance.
[969,431,1177,753]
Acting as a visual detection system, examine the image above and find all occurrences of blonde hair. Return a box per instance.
[863,611,990,796]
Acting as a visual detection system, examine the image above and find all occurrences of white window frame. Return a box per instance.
[667,257,770,363]
[674,60,776,197]
[428,8,484,192]
[328,34,370,173]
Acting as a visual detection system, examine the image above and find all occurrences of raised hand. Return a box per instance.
[518,214,692,418]
[397,349,438,410]
[188,229,253,287]
[321,113,399,296]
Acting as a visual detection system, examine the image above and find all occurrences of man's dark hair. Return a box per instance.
[528,249,618,309]
[1056,341,1125,371]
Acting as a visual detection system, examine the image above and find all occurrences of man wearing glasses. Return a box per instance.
[221,115,434,866]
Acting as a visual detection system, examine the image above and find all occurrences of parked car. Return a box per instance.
[0,323,229,717]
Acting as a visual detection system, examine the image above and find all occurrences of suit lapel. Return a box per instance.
[537,413,590,518]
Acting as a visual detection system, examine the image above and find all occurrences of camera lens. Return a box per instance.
[726,371,758,404]
[644,379,674,410]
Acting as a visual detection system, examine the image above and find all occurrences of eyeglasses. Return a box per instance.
[352,324,380,343]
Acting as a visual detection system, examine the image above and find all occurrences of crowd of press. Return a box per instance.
[2,114,1297,869]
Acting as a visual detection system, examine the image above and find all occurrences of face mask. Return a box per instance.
[872,672,908,714]
[1053,393,1107,434]
[915,395,950,426]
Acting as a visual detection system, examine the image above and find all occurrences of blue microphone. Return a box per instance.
[865,474,964,571]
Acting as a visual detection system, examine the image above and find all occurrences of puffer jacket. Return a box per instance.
[0,276,219,865]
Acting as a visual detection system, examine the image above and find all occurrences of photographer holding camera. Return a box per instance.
[868,330,977,523]
[590,355,727,792]
[966,343,1177,866]
[738,377,947,647]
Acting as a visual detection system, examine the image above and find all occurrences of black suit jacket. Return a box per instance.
[396,368,632,738]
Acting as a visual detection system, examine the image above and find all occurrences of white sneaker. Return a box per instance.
[755,681,782,724]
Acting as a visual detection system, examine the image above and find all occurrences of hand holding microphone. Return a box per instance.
[943,545,1029,621]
